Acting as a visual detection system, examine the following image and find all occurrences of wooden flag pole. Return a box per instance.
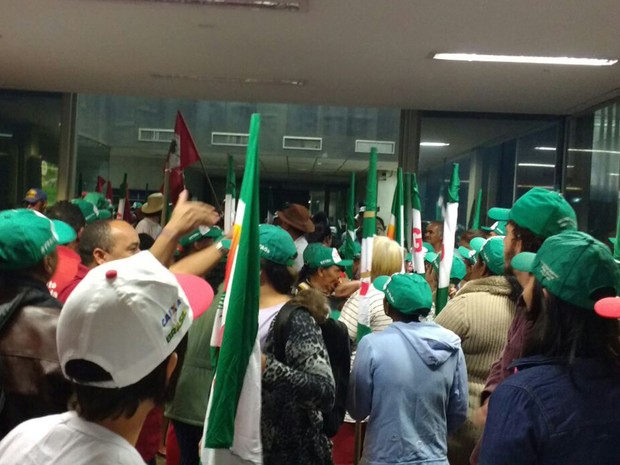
[197,156,222,213]
[161,161,170,227]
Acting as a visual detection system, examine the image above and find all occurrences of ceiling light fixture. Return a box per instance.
[518,163,555,168]
[0,132,13,138]
[420,142,450,147]
[123,0,306,11]
[151,73,305,86]
[433,53,617,66]
[536,146,620,155]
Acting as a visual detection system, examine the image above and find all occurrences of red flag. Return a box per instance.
[105,180,113,204]
[173,111,201,170]
[95,176,105,193]
[164,111,201,204]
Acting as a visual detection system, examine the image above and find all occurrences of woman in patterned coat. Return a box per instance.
[261,288,336,465]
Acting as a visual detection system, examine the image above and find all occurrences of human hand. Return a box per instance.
[472,398,489,428]
[165,190,220,237]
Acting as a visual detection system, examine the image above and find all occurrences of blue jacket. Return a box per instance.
[479,355,620,465]
[347,321,468,465]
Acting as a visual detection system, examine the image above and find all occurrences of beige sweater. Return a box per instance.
[435,275,516,465]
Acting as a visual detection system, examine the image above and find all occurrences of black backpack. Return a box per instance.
[273,303,351,437]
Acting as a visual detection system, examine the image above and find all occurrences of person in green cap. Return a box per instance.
[298,242,353,299]
[348,272,467,465]
[435,236,517,465]
[478,231,620,465]
[470,187,578,464]
[0,209,72,438]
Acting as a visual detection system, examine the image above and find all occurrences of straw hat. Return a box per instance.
[141,193,164,214]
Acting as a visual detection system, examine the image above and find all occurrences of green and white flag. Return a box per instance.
[342,172,357,278]
[202,114,262,465]
[614,190,620,262]
[470,188,483,230]
[436,163,460,315]
[358,148,378,342]
[387,167,405,249]
[224,154,236,234]
[410,173,425,274]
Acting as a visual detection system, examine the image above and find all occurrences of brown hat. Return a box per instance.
[276,204,315,234]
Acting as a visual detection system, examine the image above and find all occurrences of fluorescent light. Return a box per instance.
[433,53,617,66]
[536,147,620,155]
[0,132,12,138]
[518,163,555,168]
[420,142,450,147]
[610,173,619,177]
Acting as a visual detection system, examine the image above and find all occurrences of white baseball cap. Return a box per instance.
[58,251,214,388]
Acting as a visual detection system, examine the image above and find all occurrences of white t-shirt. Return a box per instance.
[0,411,144,465]
[135,217,162,240]
[258,302,287,349]
[293,235,308,271]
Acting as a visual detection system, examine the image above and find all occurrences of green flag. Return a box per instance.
[387,167,405,250]
[615,191,620,261]
[342,172,357,278]
[357,148,378,342]
[470,188,483,230]
[436,164,460,315]
[224,155,236,233]
[202,114,262,464]
[410,173,425,274]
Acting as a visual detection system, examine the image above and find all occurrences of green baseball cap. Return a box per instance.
[303,243,352,268]
[0,209,59,271]
[432,253,467,281]
[475,236,505,276]
[422,242,434,253]
[488,188,577,238]
[457,246,477,266]
[511,231,619,310]
[83,192,110,210]
[481,220,507,236]
[71,199,100,224]
[179,226,224,249]
[52,219,77,245]
[373,273,432,315]
[338,241,361,260]
[424,251,438,264]
[260,224,298,266]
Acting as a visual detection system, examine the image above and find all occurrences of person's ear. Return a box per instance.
[93,247,107,266]
[165,352,178,383]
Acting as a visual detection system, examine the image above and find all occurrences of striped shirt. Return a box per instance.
[338,287,392,344]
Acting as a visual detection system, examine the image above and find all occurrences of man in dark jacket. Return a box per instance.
[0,209,72,438]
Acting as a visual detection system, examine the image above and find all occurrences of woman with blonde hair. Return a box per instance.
[338,236,404,343]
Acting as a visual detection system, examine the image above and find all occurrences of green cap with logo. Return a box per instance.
[373,273,432,315]
[481,220,507,236]
[71,199,101,224]
[179,226,224,249]
[303,243,353,268]
[0,209,59,271]
[488,188,577,238]
[511,231,619,310]
[432,253,467,282]
[259,224,298,266]
[457,246,477,266]
[472,236,505,276]
[52,219,77,245]
[83,192,110,211]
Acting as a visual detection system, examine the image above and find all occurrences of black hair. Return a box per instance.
[306,221,332,244]
[460,229,486,245]
[386,302,430,323]
[523,286,620,368]
[261,259,297,295]
[78,220,113,266]
[508,220,545,253]
[138,233,155,250]
[46,201,86,234]
[66,336,188,422]
[297,264,319,287]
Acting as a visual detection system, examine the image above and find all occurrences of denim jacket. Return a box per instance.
[479,355,620,465]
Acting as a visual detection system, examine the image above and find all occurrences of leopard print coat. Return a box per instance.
[261,289,336,465]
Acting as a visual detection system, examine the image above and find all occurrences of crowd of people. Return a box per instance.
[0,184,619,465]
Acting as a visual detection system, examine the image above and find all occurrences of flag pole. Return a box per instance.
[197,156,223,213]
[161,161,170,227]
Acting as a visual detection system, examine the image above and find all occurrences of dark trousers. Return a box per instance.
[172,420,203,465]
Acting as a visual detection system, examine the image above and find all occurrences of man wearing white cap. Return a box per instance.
[0,251,214,465]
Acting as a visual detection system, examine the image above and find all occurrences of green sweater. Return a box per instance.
[165,284,222,426]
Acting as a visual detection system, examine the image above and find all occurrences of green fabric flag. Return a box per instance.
[357,148,377,342]
[76,172,83,197]
[411,173,425,274]
[342,172,357,278]
[436,164,460,315]
[615,193,620,261]
[404,172,412,251]
[470,188,483,230]
[202,114,262,464]
[224,155,236,233]
[387,167,405,249]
